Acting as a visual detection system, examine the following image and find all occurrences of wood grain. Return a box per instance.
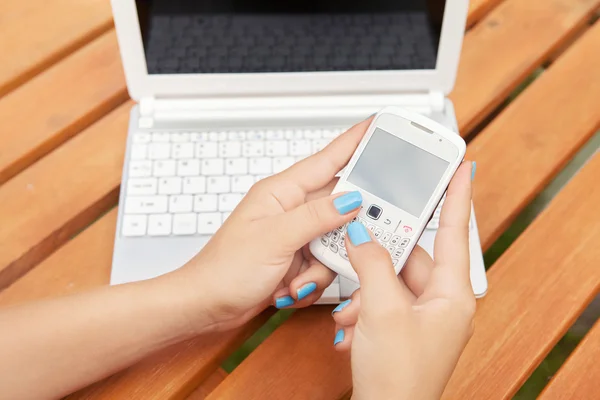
[0,210,273,400]
[0,0,113,96]
[441,152,600,399]
[0,102,132,290]
[203,22,600,400]
[451,0,600,135]
[186,369,228,400]
[0,30,127,184]
[466,0,506,28]
[467,20,600,248]
[538,319,600,399]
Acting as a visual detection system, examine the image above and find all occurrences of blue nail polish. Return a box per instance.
[334,329,345,346]
[333,191,363,215]
[471,161,476,181]
[275,296,295,309]
[347,221,371,246]
[297,282,317,300]
[332,299,352,315]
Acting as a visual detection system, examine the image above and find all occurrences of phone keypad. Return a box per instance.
[321,216,411,266]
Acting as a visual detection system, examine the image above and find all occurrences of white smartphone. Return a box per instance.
[309,106,467,283]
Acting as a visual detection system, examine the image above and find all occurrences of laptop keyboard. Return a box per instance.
[121,127,462,237]
[145,13,438,74]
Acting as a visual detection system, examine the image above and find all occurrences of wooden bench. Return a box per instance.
[1,0,599,398]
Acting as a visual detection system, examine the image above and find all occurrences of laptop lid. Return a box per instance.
[112,0,468,101]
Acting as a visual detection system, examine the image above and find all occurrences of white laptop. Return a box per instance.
[110,0,488,302]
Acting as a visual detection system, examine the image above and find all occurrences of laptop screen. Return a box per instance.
[136,0,446,75]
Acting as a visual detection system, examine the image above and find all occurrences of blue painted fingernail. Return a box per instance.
[333,191,363,215]
[334,329,345,346]
[297,282,317,300]
[332,299,352,315]
[471,161,476,181]
[275,296,295,309]
[347,221,371,246]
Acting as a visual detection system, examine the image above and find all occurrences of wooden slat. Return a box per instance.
[539,319,600,399]
[441,153,600,399]
[466,0,505,28]
[0,0,113,97]
[0,30,127,184]
[0,210,273,400]
[0,102,132,290]
[186,369,228,400]
[451,0,600,135]
[204,21,600,400]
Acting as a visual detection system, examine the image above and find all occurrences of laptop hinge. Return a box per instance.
[429,90,445,113]
[138,93,438,128]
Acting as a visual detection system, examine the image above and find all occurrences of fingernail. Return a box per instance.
[332,299,352,315]
[275,296,295,309]
[471,161,476,181]
[333,191,363,215]
[334,329,345,346]
[347,221,371,246]
[297,282,317,300]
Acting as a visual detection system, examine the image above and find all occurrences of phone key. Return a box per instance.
[125,196,168,214]
[225,158,248,175]
[360,219,368,227]
[386,245,395,254]
[336,225,345,232]
[303,130,322,139]
[171,132,190,142]
[381,232,392,242]
[340,249,349,260]
[392,248,405,258]
[196,142,218,158]
[197,213,222,234]
[228,131,246,141]
[122,215,147,236]
[247,131,266,140]
[390,235,401,246]
[273,157,296,173]
[182,176,206,194]
[219,141,242,158]
[290,140,312,156]
[151,132,170,142]
[367,224,375,232]
[249,157,272,174]
[320,236,329,246]
[242,141,265,157]
[392,258,399,266]
[339,235,346,248]
[266,130,285,140]
[266,141,288,156]
[158,177,182,194]
[172,213,197,235]
[374,228,383,238]
[169,195,193,213]
[194,194,218,212]
[331,231,341,242]
[329,243,339,253]
[147,214,172,236]
[325,231,332,238]
[399,238,410,248]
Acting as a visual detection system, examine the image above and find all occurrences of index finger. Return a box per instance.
[432,161,473,289]
[277,117,372,193]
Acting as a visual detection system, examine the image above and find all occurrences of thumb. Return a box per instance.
[272,191,363,250]
[345,222,412,309]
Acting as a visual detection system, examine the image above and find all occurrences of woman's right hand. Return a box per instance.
[332,162,476,400]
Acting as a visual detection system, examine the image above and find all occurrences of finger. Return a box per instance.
[345,222,414,310]
[400,246,434,297]
[333,325,355,351]
[288,257,337,304]
[278,117,373,192]
[432,161,473,292]
[305,179,338,202]
[270,191,363,250]
[332,290,361,327]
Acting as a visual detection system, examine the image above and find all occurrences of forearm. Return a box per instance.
[0,276,206,400]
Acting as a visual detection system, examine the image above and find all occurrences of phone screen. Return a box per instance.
[347,128,449,217]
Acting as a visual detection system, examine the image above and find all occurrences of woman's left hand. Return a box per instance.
[166,119,371,333]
